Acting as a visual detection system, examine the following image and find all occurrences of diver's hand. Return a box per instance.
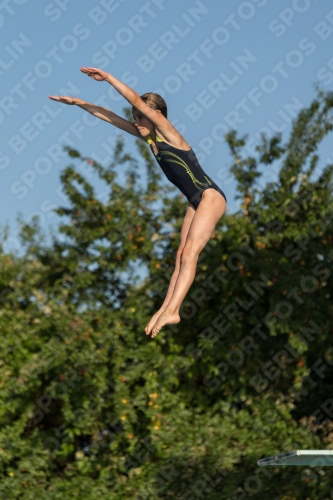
[48,95,79,105]
[80,67,108,81]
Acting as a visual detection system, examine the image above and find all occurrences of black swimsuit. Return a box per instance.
[147,136,227,210]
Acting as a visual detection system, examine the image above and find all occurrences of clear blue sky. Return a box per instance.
[1,0,333,254]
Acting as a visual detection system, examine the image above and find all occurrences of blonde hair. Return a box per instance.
[134,92,168,118]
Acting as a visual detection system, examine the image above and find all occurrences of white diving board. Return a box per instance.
[258,450,333,466]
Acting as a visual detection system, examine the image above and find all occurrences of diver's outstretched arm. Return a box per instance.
[80,67,182,142]
[48,95,139,137]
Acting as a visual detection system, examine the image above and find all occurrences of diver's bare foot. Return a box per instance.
[150,310,181,338]
[145,309,165,336]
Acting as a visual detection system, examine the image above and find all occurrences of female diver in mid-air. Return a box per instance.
[49,67,227,338]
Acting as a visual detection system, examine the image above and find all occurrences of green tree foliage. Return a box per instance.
[1,90,333,499]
